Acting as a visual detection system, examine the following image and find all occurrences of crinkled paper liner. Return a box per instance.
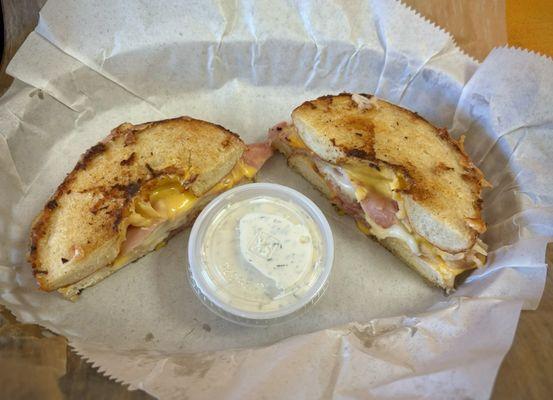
[0,1,551,399]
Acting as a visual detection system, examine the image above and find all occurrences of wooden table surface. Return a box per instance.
[0,1,551,399]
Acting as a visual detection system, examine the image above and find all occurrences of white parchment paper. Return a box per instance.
[0,1,550,398]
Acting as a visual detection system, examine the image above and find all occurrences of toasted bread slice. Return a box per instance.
[30,117,260,295]
[271,94,488,290]
[291,93,487,252]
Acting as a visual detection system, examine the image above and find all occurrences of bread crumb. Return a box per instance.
[351,93,374,110]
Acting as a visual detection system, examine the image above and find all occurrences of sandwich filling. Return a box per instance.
[59,142,272,293]
[114,142,272,267]
[270,124,487,283]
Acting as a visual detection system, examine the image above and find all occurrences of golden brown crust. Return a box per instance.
[291,93,488,248]
[29,117,245,290]
[296,95,378,163]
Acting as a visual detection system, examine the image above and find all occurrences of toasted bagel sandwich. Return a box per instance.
[30,117,273,299]
[270,93,489,290]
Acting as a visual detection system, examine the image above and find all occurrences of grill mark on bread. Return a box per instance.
[80,181,141,199]
[461,173,482,191]
[90,203,109,215]
[117,182,141,198]
[345,148,373,160]
[336,117,375,160]
[407,111,425,123]
[221,138,231,148]
[76,143,107,170]
[32,270,48,275]
[434,162,454,174]
[158,166,183,176]
[431,130,488,228]
[46,200,58,210]
[124,131,138,146]
[145,163,156,177]
[403,164,432,202]
[60,195,216,298]
[145,163,189,179]
[120,152,136,166]
[318,95,336,103]
[112,209,124,231]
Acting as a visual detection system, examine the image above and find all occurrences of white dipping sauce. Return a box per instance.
[200,196,324,313]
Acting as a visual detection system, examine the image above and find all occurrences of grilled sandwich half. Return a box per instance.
[270,93,489,290]
[30,117,273,299]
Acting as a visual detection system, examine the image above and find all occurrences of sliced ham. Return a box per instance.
[119,223,161,256]
[327,180,364,218]
[242,141,274,170]
[268,122,289,142]
[333,193,364,217]
[359,190,399,228]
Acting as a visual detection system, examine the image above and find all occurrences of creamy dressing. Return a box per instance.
[239,213,313,290]
[200,196,325,313]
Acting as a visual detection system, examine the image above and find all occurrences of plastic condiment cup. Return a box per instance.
[187,183,334,326]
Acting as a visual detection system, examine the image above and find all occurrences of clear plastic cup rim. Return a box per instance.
[187,183,334,325]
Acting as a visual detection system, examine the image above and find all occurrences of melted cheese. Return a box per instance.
[150,182,197,219]
[112,224,174,269]
[128,160,255,232]
[282,126,399,198]
[328,162,418,254]
[112,178,198,267]
[316,161,357,202]
[354,227,469,281]
[341,163,398,199]
[356,219,419,255]
[127,178,198,228]
[286,130,308,149]
[419,240,475,279]
[355,219,372,235]
[312,156,421,256]
[113,160,256,267]
[208,160,257,194]
[112,254,132,269]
